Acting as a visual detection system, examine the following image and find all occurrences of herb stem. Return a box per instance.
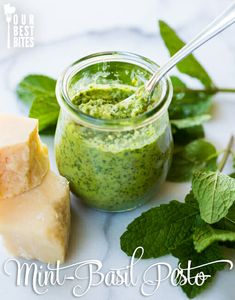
[225,216,235,226]
[216,88,235,93]
[174,87,235,95]
[218,135,234,172]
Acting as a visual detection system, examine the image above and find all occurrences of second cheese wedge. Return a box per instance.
[0,114,49,199]
[0,171,71,263]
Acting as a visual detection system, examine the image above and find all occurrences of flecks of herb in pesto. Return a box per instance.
[55,84,173,211]
[72,84,157,119]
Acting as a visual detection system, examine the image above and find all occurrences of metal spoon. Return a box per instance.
[118,2,235,108]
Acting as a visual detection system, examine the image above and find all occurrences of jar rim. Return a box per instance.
[56,51,173,131]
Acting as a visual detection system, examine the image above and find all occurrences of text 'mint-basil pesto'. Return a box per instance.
[55,52,173,211]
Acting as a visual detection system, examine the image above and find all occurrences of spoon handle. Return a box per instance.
[146,2,235,93]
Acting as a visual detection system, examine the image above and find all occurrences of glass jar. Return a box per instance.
[55,51,173,212]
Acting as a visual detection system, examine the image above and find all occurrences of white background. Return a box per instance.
[0,0,235,299]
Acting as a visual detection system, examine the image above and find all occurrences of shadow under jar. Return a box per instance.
[55,51,173,212]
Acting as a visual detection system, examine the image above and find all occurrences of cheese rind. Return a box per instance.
[0,115,49,199]
[0,171,71,263]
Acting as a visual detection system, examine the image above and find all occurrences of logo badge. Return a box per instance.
[3,3,34,48]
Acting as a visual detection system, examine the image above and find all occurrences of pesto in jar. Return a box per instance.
[55,84,173,211]
[72,84,158,119]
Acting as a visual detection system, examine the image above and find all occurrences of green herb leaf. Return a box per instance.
[16,74,56,106]
[120,201,198,259]
[172,240,225,299]
[214,203,235,249]
[214,203,235,231]
[171,114,211,129]
[193,222,235,252]
[185,190,199,209]
[167,140,217,182]
[16,75,59,132]
[170,75,187,88]
[29,95,60,132]
[169,76,213,120]
[159,21,214,88]
[172,125,205,145]
[224,203,235,226]
[192,170,235,224]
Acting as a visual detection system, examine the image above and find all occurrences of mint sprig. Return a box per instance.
[159,22,234,182]
[121,137,235,299]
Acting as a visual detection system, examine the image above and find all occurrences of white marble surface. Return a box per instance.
[0,0,235,299]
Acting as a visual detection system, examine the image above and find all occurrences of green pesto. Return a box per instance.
[72,85,156,119]
[55,85,172,211]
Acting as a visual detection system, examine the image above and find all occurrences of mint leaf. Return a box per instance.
[214,204,235,249]
[224,203,235,227]
[185,190,199,209]
[214,203,235,232]
[16,75,59,132]
[215,207,235,250]
[120,201,198,258]
[192,170,235,224]
[172,125,205,145]
[169,76,213,120]
[170,75,187,89]
[16,74,56,105]
[172,240,225,299]
[171,114,211,129]
[159,21,214,88]
[167,140,217,182]
[193,222,235,252]
[29,95,60,132]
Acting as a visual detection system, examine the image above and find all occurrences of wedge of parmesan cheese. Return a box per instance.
[0,114,49,200]
[0,171,71,263]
